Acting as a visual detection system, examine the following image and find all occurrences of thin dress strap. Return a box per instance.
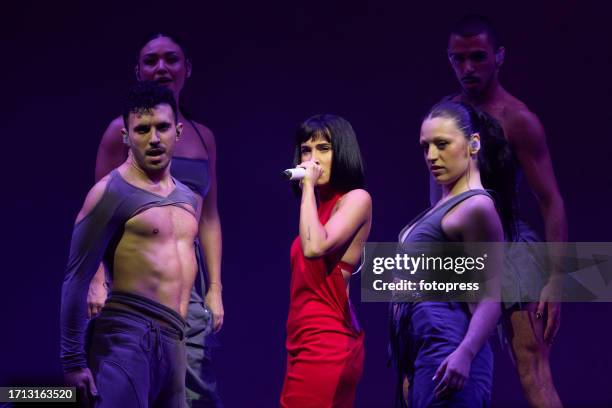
[188,119,209,153]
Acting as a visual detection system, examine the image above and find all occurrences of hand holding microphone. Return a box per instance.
[282,167,306,180]
[282,161,323,186]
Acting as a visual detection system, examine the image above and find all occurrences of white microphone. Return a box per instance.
[282,167,306,180]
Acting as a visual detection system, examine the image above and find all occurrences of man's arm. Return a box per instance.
[507,109,567,343]
[61,178,110,371]
[87,118,126,317]
[87,264,107,318]
[61,178,111,403]
[197,126,224,332]
[507,110,567,244]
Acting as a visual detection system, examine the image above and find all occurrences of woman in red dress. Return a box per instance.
[281,114,372,407]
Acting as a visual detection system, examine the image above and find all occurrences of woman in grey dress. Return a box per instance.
[87,32,224,407]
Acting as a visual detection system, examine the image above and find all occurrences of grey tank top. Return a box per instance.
[60,170,198,372]
[400,189,493,244]
[171,119,211,198]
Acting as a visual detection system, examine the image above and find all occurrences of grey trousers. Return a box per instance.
[88,292,187,408]
[185,294,223,408]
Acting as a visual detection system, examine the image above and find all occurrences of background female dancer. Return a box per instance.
[281,114,372,407]
[87,33,223,407]
[390,101,515,407]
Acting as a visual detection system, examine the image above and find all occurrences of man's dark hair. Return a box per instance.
[292,114,365,196]
[122,81,178,128]
[450,14,502,50]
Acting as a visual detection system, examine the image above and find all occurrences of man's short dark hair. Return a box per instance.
[450,14,502,50]
[122,81,178,128]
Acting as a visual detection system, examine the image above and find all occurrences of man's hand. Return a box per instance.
[205,285,224,333]
[64,367,98,406]
[537,277,563,345]
[87,280,108,318]
[433,347,473,400]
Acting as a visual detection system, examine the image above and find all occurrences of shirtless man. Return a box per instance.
[432,15,567,407]
[60,81,199,407]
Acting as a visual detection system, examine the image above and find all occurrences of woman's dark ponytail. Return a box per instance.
[473,109,518,240]
[427,101,518,239]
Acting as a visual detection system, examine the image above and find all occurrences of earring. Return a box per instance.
[495,50,503,66]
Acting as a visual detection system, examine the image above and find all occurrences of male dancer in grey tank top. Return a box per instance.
[61,82,199,406]
[432,15,567,407]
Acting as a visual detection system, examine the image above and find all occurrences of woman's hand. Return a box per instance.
[433,346,473,400]
[205,285,224,333]
[298,160,323,187]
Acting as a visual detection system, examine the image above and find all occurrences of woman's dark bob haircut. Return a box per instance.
[293,114,365,194]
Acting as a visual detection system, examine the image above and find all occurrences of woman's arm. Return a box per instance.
[196,125,224,332]
[299,164,371,258]
[454,196,503,355]
[95,117,128,182]
[434,195,502,399]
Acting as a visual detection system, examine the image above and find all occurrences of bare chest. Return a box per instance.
[125,205,198,240]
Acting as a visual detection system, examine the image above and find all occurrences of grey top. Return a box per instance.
[172,156,210,198]
[60,170,198,372]
[400,189,493,244]
[393,189,494,303]
[171,119,211,198]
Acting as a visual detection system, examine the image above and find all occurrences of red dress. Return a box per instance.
[281,191,365,408]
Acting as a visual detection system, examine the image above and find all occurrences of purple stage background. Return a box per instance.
[2,1,611,407]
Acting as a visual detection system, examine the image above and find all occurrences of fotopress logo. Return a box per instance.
[361,242,612,303]
[371,253,488,275]
[361,242,501,302]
